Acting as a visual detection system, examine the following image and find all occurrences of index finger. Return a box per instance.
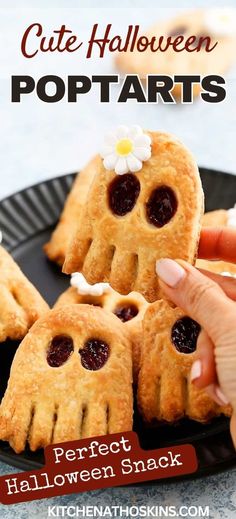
[198,227,236,262]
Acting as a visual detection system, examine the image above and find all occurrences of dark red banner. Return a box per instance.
[0,432,198,504]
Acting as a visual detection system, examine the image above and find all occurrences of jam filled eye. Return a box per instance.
[171,317,201,354]
[47,335,74,367]
[108,173,140,216]
[79,339,110,370]
[114,303,139,322]
[168,26,187,37]
[146,186,177,227]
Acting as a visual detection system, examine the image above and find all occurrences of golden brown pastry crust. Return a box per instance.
[138,300,231,423]
[63,131,204,303]
[0,246,49,342]
[115,10,236,98]
[54,287,148,381]
[0,304,133,453]
[44,156,99,265]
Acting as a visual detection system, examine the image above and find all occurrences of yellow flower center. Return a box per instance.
[115,139,133,156]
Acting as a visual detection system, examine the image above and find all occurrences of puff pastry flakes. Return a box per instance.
[0,304,133,452]
[63,131,204,303]
[44,156,99,265]
[138,300,231,423]
[0,246,49,342]
[55,284,148,381]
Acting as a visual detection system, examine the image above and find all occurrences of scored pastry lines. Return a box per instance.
[63,130,203,302]
[138,300,231,423]
[0,305,133,452]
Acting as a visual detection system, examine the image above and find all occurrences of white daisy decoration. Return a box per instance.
[204,9,236,37]
[101,125,152,175]
[70,272,111,297]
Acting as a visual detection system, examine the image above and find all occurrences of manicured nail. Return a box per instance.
[215,386,230,406]
[190,360,202,382]
[156,259,186,288]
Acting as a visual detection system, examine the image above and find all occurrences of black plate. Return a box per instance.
[0,168,236,478]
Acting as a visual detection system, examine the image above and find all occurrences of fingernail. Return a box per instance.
[156,259,186,288]
[190,360,202,382]
[215,386,230,406]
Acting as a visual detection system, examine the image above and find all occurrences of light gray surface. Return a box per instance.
[0,2,236,518]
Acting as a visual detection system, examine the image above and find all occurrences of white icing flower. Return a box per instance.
[204,9,236,37]
[227,204,236,227]
[70,273,111,297]
[101,125,152,175]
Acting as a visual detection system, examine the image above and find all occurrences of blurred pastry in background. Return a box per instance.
[202,204,236,227]
[116,9,236,99]
[198,203,236,276]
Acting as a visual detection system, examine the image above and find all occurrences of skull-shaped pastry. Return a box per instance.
[64,131,203,302]
[138,300,231,422]
[0,246,49,342]
[54,275,148,382]
[44,156,99,266]
[0,305,133,453]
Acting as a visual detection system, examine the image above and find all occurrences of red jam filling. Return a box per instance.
[108,173,140,216]
[114,303,139,322]
[146,186,177,227]
[47,335,74,367]
[171,317,201,354]
[79,338,110,370]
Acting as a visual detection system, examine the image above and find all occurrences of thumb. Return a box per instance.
[156,258,235,344]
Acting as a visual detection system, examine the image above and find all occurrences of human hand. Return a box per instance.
[156,227,236,447]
